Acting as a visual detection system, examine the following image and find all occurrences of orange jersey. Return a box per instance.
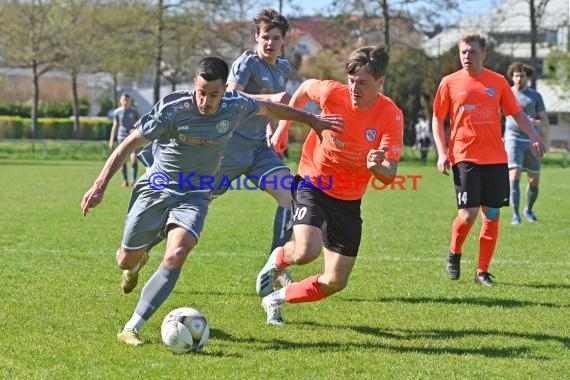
[433,69,521,165]
[298,80,404,200]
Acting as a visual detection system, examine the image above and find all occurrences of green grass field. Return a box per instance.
[0,159,568,379]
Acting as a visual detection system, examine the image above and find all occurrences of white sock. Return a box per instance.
[128,260,141,274]
[124,312,145,331]
[276,287,287,304]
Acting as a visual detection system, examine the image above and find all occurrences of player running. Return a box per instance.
[256,46,404,325]
[80,56,343,345]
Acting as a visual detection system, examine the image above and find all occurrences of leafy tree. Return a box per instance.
[545,50,570,88]
[385,46,436,145]
[54,0,102,136]
[323,0,460,91]
[528,0,551,88]
[299,49,345,81]
[161,8,209,91]
[93,0,154,106]
[0,0,64,138]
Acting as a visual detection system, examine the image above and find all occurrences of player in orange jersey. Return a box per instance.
[432,33,545,287]
[255,46,404,324]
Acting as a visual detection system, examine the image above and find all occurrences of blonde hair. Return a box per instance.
[458,33,487,51]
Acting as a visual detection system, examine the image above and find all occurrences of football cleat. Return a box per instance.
[523,207,538,223]
[474,271,496,287]
[121,251,149,294]
[511,214,521,225]
[446,251,461,280]
[262,294,284,325]
[117,327,143,346]
[256,248,281,297]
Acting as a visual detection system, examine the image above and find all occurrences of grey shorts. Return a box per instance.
[212,134,289,197]
[505,138,541,173]
[121,182,210,250]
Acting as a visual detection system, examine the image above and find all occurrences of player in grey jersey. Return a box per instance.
[80,56,343,347]
[218,9,295,290]
[504,62,549,224]
[108,92,140,187]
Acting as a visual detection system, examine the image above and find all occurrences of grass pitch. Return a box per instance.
[0,159,568,379]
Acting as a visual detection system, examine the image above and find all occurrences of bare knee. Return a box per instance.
[528,174,540,187]
[285,240,321,265]
[163,245,193,268]
[458,208,479,225]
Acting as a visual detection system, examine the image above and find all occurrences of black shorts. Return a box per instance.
[291,176,362,257]
[452,162,509,209]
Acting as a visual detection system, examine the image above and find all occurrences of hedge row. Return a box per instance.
[0,116,312,143]
[0,116,111,140]
[0,100,90,118]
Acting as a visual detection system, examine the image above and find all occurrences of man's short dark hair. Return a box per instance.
[345,46,390,80]
[196,57,229,83]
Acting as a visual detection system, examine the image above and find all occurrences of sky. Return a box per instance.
[278,0,501,27]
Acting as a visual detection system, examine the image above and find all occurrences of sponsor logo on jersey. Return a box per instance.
[178,134,214,145]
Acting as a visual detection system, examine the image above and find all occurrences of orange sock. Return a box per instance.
[450,215,474,254]
[275,247,289,269]
[285,274,327,304]
[478,217,499,272]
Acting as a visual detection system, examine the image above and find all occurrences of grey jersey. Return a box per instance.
[114,106,140,141]
[504,87,545,141]
[228,50,292,140]
[137,90,260,193]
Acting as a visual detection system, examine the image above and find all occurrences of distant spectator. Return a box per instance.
[415,131,431,163]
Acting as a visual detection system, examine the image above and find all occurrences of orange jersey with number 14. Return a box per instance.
[298,80,404,200]
[433,68,522,165]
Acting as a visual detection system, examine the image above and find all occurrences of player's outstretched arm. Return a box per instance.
[108,118,118,150]
[268,79,327,152]
[257,100,343,144]
[81,130,149,216]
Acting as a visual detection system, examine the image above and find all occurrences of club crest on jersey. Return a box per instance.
[365,129,377,142]
[486,87,496,97]
[216,120,230,134]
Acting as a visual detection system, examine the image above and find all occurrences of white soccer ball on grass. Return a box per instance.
[161,307,209,354]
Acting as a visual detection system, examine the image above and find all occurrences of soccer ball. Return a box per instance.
[161,307,209,354]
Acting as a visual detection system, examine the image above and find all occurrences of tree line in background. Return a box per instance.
[0,0,563,145]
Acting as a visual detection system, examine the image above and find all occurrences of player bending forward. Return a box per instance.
[256,46,403,324]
